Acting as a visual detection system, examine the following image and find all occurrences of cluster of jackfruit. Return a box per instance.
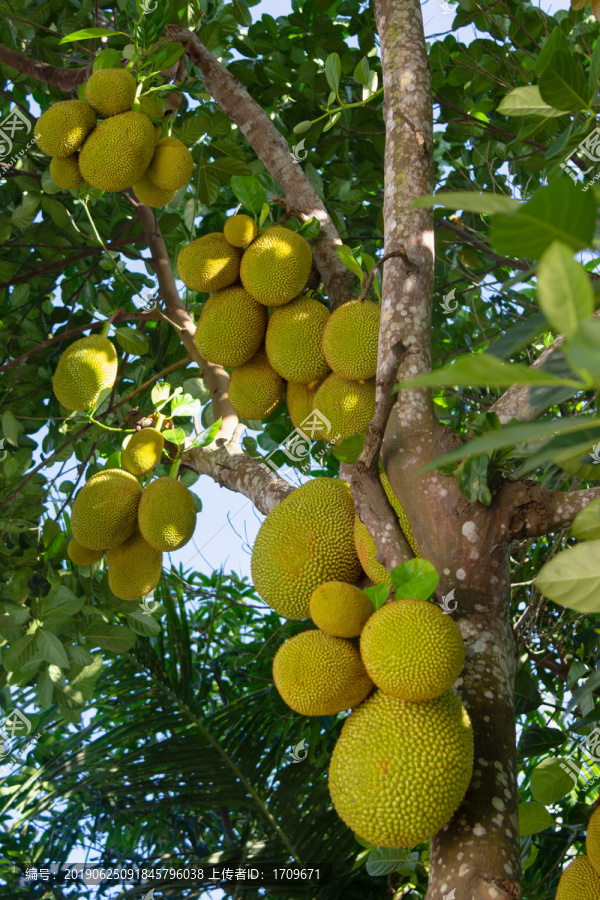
[35,69,193,203]
[556,806,600,898]
[183,218,380,440]
[251,475,472,849]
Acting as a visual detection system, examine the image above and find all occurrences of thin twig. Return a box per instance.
[360,249,419,302]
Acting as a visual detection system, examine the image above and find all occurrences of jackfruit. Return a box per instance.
[138,477,196,551]
[322,299,380,381]
[309,581,373,637]
[53,334,118,412]
[122,428,164,477]
[132,172,175,208]
[286,378,325,431]
[381,472,420,557]
[586,806,600,871]
[177,233,242,293]
[360,598,465,701]
[228,348,283,420]
[328,689,474,848]
[312,374,375,444]
[273,630,373,716]
[224,214,258,248]
[556,856,600,900]
[79,111,155,192]
[71,469,142,550]
[251,477,362,619]
[50,154,85,190]
[139,95,163,121]
[354,516,390,585]
[107,528,163,601]
[67,538,104,567]
[194,285,267,368]
[146,136,193,192]
[240,225,312,306]
[35,100,96,158]
[265,296,330,383]
[84,68,137,117]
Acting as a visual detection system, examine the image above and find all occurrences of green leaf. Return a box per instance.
[297,217,321,240]
[325,52,342,94]
[518,801,554,836]
[36,667,54,709]
[183,377,210,404]
[229,0,252,26]
[2,410,20,447]
[143,42,184,75]
[590,36,600,94]
[170,393,201,417]
[531,758,577,805]
[539,51,590,112]
[230,175,268,215]
[59,27,126,43]
[535,27,570,77]
[210,157,251,181]
[175,112,211,146]
[514,668,542,715]
[353,57,370,87]
[4,634,37,672]
[537,241,594,338]
[366,847,418,877]
[126,610,161,636]
[413,191,520,214]
[401,352,583,390]
[115,327,149,356]
[37,584,86,623]
[192,419,221,448]
[390,559,439,600]
[571,498,600,541]
[331,433,365,464]
[455,454,492,506]
[11,194,40,229]
[536,539,600,612]
[83,622,137,653]
[490,178,596,258]
[364,582,391,611]
[564,319,600,384]
[497,85,564,118]
[337,245,363,283]
[92,48,122,71]
[195,160,220,207]
[36,629,70,669]
[151,381,171,406]
[162,427,187,445]
[518,725,567,759]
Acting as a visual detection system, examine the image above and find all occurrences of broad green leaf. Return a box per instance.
[92,48,122,72]
[197,161,221,207]
[413,191,519,214]
[518,725,566,758]
[536,539,600,612]
[83,623,137,653]
[390,559,439,600]
[571,498,600,541]
[126,610,161,636]
[537,241,594,338]
[35,629,70,669]
[67,645,94,667]
[2,410,20,447]
[337,245,363,282]
[366,847,418,877]
[162,427,187,445]
[455,454,492,506]
[175,112,211,146]
[590,36,600,93]
[539,51,590,112]
[514,668,542,715]
[297,217,321,240]
[564,319,600,384]
[151,381,171,405]
[353,57,370,87]
[229,0,252,26]
[400,352,583,390]
[171,393,201,417]
[496,85,564,117]
[530,758,576,805]
[518,801,554,836]
[490,179,596,258]
[143,42,184,75]
[11,195,40,229]
[210,157,251,180]
[70,655,103,699]
[522,841,539,872]
[364,582,390,611]
[115,327,149,357]
[59,27,126,43]
[230,175,267,214]
[37,584,85,622]
[183,378,210,404]
[325,52,342,94]
[36,667,54,708]
[4,634,37,672]
[192,419,221,448]
[331,433,365,464]
[534,27,570,77]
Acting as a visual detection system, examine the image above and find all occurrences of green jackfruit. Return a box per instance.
[107,528,163,601]
[354,516,390,585]
[67,538,105,567]
[79,111,155,192]
[286,378,324,431]
[586,806,600,871]
[381,472,420,557]
[194,285,267,368]
[309,581,373,638]
[50,154,85,190]
[71,469,142,550]
[322,299,380,381]
[35,100,96,158]
[312,374,375,444]
[84,68,137,117]
[224,214,258,248]
[240,225,312,306]
[146,136,193,192]
[132,172,175,207]
[228,348,283,420]
[138,95,163,121]
[138,477,197,551]
[265,295,330,383]
[177,233,242,293]
[122,428,164,477]
[556,856,600,900]
[53,334,118,412]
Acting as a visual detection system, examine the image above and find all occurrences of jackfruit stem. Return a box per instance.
[100,321,111,338]
[155,414,165,431]
[169,458,182,480]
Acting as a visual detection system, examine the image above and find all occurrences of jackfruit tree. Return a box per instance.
[5,1,600,899]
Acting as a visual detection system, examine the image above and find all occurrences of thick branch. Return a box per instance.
[166,25,355,308]
[0,43,91,92]
[502,480,600,539]
[133,200,238,442]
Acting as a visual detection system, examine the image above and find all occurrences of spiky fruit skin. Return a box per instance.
[556,856,600,899]
[132,172,175,207]
[251,478,362,619]
[322,299,380,381]
[586,807,600,871]
[50,154,85,189]
[228,349,283,420]
[71,469,142,550]
[122,428,164,477]
[79,111,155,192]
[138,477,197,551]
[360,598,465,701]
[84,68,137,117]
[309,581,374,637]
[177,233,242,293]
[146,137,193,192]
[53,335,118,412]
[273,630,373,716]
[107,529,163,601]
[138,95,163,121]
[329,689,474,848]
[354,516,390,585]
[34,100,96,158]
[67,538,104,567]
[313,374,375,445]
[380,472,420,557]
[286,378,324,431]
[224,214,258,248]
[240,225,312,306]
[266,296,330,383]
[194,285,267,368]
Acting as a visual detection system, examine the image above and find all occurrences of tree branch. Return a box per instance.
[436,219,531,273]
[165,25,355,308]
[503,479,600,539]
[0,43,91,92]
